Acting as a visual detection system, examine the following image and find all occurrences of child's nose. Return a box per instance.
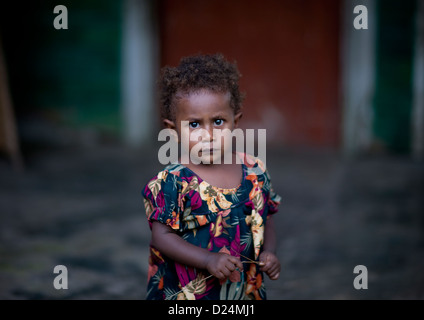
[202,125,214,142]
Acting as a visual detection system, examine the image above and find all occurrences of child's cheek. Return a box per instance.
[180,128,189,145]
[179,123,191,157]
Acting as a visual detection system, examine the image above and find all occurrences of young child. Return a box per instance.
[142,53,281,300]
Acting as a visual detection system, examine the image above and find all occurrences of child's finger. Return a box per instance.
[225,260,237,273]
[266,263,281,279]
[259,255,270,270]
[213,270,225,280]
[269,272,280,280]
[229,256,243,270]
[259,262,270,273]
[220,267,231,278]
[269,264,279,276]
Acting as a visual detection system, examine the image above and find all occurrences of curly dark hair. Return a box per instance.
[159,53,245,121]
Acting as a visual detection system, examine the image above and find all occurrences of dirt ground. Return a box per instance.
[1,136,423,300]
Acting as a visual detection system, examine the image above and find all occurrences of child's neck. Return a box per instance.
[183,152,243,189]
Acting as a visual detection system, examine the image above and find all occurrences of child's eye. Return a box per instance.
[189,122,199,129]
[214,119,224,126]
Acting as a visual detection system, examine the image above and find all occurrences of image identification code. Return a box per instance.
[168,304,254,317]
[211,304,254,316]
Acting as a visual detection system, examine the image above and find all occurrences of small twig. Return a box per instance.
[231,247,263,265]
[242,260,261,265]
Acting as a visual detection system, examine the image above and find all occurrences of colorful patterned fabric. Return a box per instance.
[141,153,281,300]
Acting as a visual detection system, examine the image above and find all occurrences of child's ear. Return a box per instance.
[163,118,179,142]
[234,112,243,128]
[163,119,176,129]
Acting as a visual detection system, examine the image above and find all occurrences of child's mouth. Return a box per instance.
[201,148,219,153]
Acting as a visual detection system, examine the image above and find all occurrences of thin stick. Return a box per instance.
[242,260,261,265]
[230,248,263,265]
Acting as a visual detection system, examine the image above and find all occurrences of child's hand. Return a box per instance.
[259,251,281,280]
[205,252,243,281]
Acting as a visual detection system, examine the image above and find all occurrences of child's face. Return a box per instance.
[164,90,242,164]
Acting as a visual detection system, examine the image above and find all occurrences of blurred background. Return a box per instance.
[0,0,423,299]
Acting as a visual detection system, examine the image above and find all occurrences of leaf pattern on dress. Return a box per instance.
[245,264,263,300]
[180,273,207,300]
[199,182,233,212]
[251,208,264,260]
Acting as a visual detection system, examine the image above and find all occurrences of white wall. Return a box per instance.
[412,0,424,160]
[341,0,376,157]
[121,0,159,147]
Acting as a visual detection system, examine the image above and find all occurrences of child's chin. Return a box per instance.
[191,149,233,165]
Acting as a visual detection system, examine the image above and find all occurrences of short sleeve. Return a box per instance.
[244,153,282,215]
[260,160,281,215]
[142,170,182,231]
[267,184,281,214]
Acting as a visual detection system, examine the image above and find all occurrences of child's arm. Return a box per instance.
[263,215,277,253]
[259,215,281,280]
[151,221,243,280]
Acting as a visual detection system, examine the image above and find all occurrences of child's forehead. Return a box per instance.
[176,88,231,101]
[175,89,231,108]
[174,89,232,115]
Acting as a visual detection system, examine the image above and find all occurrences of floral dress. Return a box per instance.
[141,152,281,300]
